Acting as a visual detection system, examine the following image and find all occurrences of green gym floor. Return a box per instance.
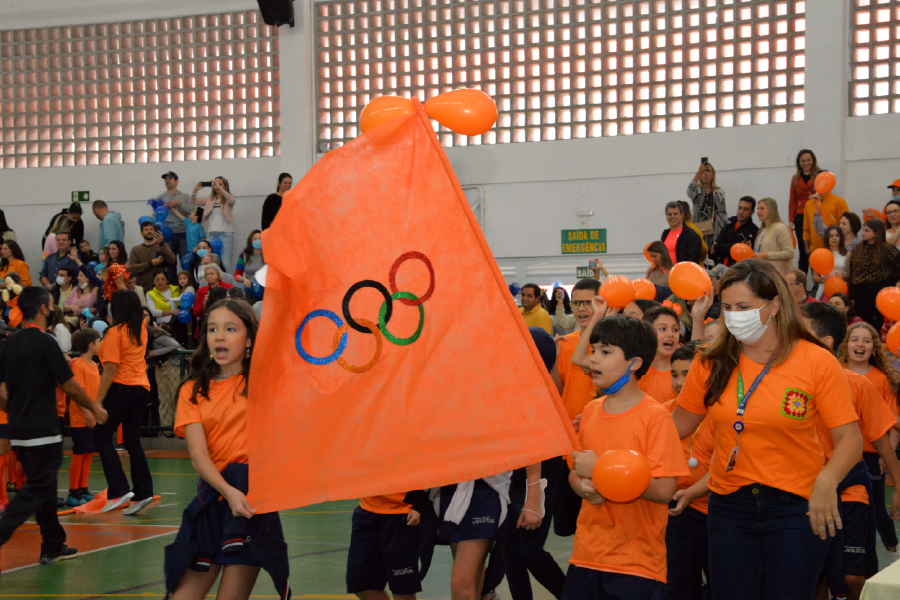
[2,453,899,599]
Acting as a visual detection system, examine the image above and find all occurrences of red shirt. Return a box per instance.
[664,227,682,264]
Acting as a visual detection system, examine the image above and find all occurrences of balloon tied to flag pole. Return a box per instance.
[358,88,499,137]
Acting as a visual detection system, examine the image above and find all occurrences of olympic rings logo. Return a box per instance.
[295,251,435,374]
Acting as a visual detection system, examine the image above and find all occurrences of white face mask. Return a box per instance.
[723,301,773,344]
[56,275,67,286]
[79,282,88,290]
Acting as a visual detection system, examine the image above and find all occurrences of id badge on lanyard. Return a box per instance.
[725,364,772,472]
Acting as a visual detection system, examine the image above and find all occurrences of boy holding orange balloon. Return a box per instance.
[566,312,689,600]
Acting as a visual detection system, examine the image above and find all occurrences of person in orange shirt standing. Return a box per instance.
[672,260,862,600]
[638,306,680,403]
[166,299,290,600]
[93,290,154,515]
[65,329,101,507]
[803,177,849,254]
[567,314,689,599]
[663,341,716,600]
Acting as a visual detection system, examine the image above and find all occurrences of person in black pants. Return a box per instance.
[0,287,107,564]
[93,290,155,515]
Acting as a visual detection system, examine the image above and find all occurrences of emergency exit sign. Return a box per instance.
[71,191,90,202]
[561,229,607,254]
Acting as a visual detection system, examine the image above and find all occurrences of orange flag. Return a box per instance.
[248,99,578,512]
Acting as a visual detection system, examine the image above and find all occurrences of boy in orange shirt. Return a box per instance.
[66,329,101,507]
[567,311,689,599]
[639,306,680,403]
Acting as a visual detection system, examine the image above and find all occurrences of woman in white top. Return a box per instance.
[191,177,236,272]
[811,225,848,299]
[145,271,181,325]
[752,198,794,277]
[883,201,900,249]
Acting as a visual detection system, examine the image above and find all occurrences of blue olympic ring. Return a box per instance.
[295,309,348,365]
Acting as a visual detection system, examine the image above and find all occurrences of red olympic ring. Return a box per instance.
[389,251,435,307]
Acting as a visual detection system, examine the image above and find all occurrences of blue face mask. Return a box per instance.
[197,248,209,258]
[600,358,637,395]
[894,194,900,202]
[252,239,262,250]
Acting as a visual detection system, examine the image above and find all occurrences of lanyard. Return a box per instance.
[727,362,773,472]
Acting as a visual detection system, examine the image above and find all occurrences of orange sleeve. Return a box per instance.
[645,409,691,478]
[98,326,121,366]
[857,379,895,445]
[676,359,710,415]
[174,384,201,438]
[815,357,858,429]
[14,261,31,287]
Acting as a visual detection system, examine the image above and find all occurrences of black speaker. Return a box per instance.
[257,0,294,27]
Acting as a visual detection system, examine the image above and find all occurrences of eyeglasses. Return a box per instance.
[572,300,593,308]
[887,210,899,216]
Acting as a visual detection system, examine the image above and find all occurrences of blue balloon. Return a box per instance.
[250,282,263,299]
[155,206,169,222]
[177,310,192,324]
[87,261,99,271]
[138,215,154,226]
[160,224,173,240]
[81,308,93,318]
[181,291,195,305]
[92,321,108,335]
[210,238,224,256]
[180,252,193,270]
[179,295,193,310]
[93,263,104,274]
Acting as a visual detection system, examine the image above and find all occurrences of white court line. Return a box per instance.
[2,530,177,574]
[26,521,179,529]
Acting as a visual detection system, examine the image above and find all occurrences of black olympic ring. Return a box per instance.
[342,279,393,334]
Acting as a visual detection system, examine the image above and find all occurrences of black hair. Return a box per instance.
[207,287,229,307]
[227,286,246,301]
[738,195,757,212]
[179,299,259,404]
[0,240,25,269]
[108,240,127,264]
[642,305,679,327]
[548,287,571,314]
[71,328,101,353]
[109,290,145,346]
[18,287,51,321]
[68,203,83,215]
[588,315,658,380]
[672,340,701,364]
[521,283,542,298]
[277,172,293,192]
[55,230,70,241]
[572,278,601,295]
[634,299,660,312]
[194,206,204,222]
[799,301,847,352]
[0,209,10,234]
[841,212,862,235]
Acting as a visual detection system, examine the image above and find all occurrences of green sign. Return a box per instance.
[71,191,90,202]
[561,229,607,254]
[576,266,594,279]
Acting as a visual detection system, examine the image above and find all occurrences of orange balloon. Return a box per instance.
[424,89,498,136]
[888,323,900,355]
[815,171,836,195]
[823,276,848,298]
[359,96,415,134]
[600,275,636,308]
[730,243,754,262]
[876,287,900,321]
[633,278,656,301]
[863,207,884,222]
[592,449,652,503]
[643,242,654,263]
[809,248,835,276]
[668,262,713,301]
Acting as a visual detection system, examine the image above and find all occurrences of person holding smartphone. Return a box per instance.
[126,221,176,293]
[688,158,727,246]
[192,177,237,272]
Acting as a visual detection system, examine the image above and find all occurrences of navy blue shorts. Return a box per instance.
[0,423,8,439]
[346,506,421,595]
[186,496,260,569]
[70,427,95,455]
[439,480,502,543]
[561,564,665,600]
[842,501,869,577]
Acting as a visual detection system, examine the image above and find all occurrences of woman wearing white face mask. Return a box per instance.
[670,259,862,600]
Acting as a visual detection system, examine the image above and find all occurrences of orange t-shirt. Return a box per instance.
[571,394,689,583]
[56,387,66,418]
[677,340,858,500]
[69,358,100,429]
[664,227,682,265]
[663,399,715,514]
[558,329,598,421]
[99,324,149,390]
[863,367,900,418]
[174,375,249,472]
[0,407,7,425]
[638,366,676,404]
[360,493,412,514]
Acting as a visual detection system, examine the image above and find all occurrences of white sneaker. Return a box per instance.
[101,492,134,513]
[123,496,154,516]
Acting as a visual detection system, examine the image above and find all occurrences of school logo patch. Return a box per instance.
[781,388,811,420]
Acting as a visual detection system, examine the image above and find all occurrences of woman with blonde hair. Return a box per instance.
[688,161,727,245]
[671,259,862,599]
[192,177,236,273]
[753,198,794,277]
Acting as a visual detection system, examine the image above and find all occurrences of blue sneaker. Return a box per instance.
[66,495,86,507]
[78,489,95,501]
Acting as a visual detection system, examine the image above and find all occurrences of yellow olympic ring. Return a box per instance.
[332,317,383,374]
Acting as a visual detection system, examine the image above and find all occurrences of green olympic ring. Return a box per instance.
[378,291,425,345]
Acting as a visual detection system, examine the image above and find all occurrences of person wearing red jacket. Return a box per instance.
[789,149,823,276]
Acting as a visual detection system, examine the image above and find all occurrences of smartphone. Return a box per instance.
[700,157,708,165]
[153,223,162,232]
[589,259,599,268]
[201,181,212,187]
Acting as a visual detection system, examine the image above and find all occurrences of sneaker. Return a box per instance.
[56,496,66,508]
[5,481,14,492]
[78,488,95,501]
[123,496,154,516]
[65,494,86,507]
[100,492,134,513]
[39,546,78,564]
